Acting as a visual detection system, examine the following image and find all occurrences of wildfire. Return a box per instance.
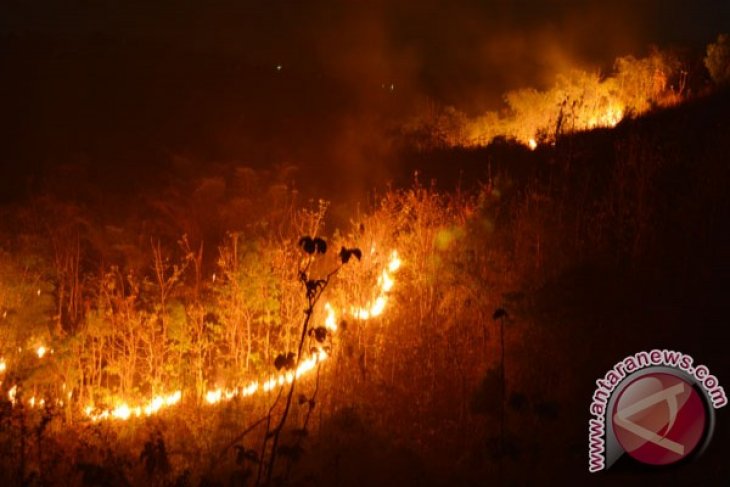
[351,250,400,320]
[586,104,624,129]
[388,250,402,272]
[201,349,330,404]
[520,104,626,150]
[3,250,401,419]
[380,269,394,292]
[324,302,337,331]
[82,248,403,421]
[85,390,182,422]
[204,379,266,405]
[452,47,683,150]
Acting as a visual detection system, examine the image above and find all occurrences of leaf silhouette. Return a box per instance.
[305,279,326,299]
[313,326,327,343]
[338,247,362,264]
[285,352,296,370]
[298,236,316,254]
[274,354,285,370]
[339,247,351,264]
[313,237,327,254]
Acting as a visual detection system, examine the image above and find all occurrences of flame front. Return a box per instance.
[586,104,624,129]
[324,303,337,331]
[352,250,401,321]
[80,249,402,421]
[522,104,625,150]
[85,390,182,422]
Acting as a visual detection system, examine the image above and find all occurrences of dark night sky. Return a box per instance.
[1,0,728,201]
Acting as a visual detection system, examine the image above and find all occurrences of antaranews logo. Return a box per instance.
[588,349,727,472]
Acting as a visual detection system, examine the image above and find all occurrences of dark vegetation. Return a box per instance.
[1,79,729,486]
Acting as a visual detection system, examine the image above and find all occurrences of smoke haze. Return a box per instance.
[1,0,728,205]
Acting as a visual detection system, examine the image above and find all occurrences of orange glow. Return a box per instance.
[352,250,400,321]
[199,250,401,414]
[205,389,222,404]
[586,104,624,129]
[36,346,47,358]
[370,296,387,317]
[380,270,394,292]
[324,302,337,331]
[388,250,401,272]
[449,50,684,150]
[74,248,401,421]
[85,390,182,422]
[518,104,625,150]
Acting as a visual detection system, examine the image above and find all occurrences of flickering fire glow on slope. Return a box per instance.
[523,103,626,150]
[80,249,402,421]
[85,391,182,421]
[431,49,683,151]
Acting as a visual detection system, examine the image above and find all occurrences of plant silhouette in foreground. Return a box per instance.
[253,235,360,485]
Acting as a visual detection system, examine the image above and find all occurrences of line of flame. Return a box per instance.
[523,104,625,150]
[73,249,402,420]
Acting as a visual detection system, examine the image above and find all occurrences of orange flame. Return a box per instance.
[81,249,402,421]
[85,390,182,422]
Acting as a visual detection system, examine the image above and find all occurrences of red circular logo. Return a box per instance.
[612,372,707,465]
